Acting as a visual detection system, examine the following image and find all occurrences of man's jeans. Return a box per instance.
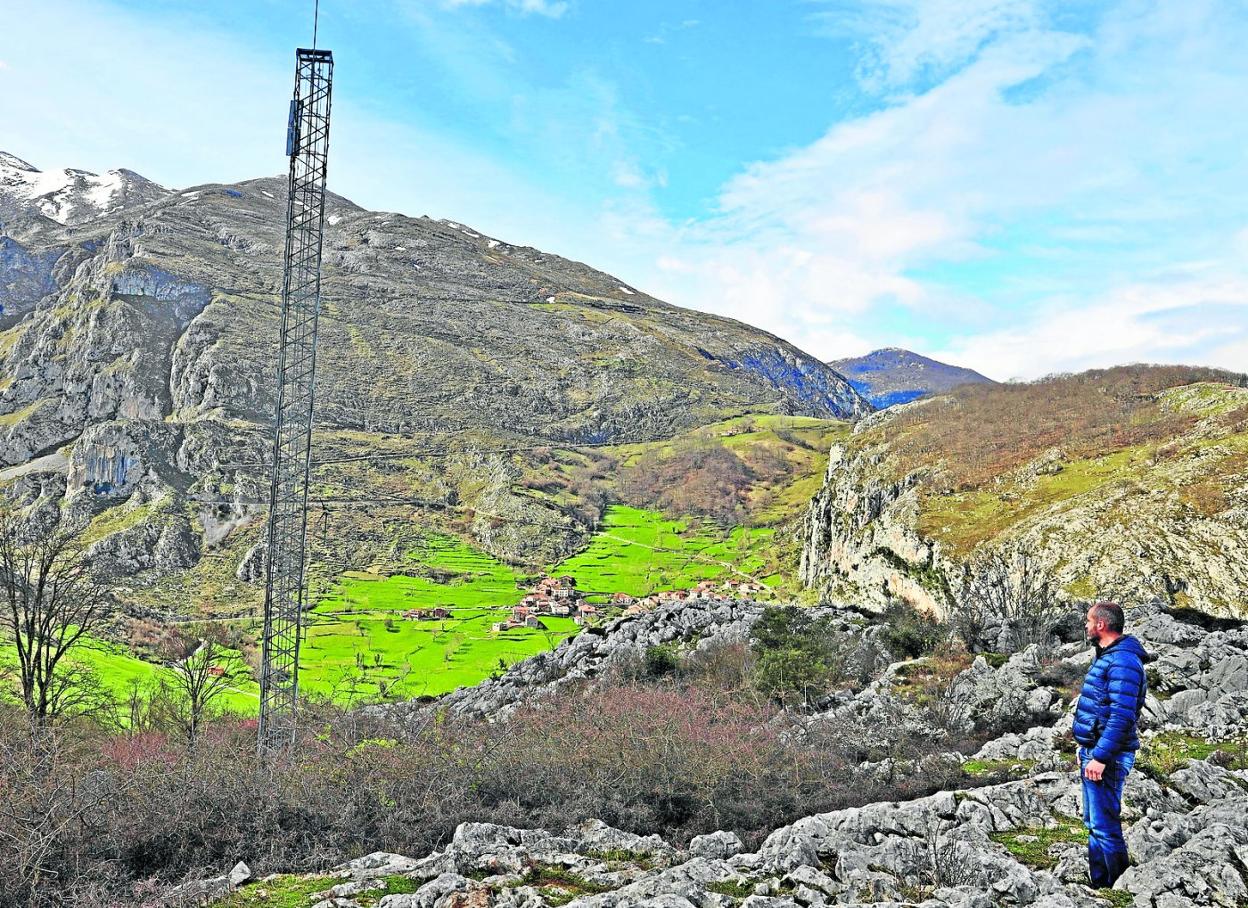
[1078,746,1136,888]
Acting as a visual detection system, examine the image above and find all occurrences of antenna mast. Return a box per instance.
[258,45,334,752]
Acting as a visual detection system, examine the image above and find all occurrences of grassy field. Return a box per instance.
[316,534,529,613]
[551,505,782,598]
[283,533,577,700]
[0,635,260,717]
[277,505,790,700]
[297,608,578,701]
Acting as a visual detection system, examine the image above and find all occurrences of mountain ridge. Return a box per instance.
[801,365,1248,617]
[830,347,994,408]
[0,150,870,594]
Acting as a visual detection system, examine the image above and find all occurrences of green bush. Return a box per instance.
[750,606,864,707]
[878,600,945,659]
[643,644,682,678]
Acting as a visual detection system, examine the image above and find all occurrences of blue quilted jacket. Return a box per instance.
[1072,634,1149,762]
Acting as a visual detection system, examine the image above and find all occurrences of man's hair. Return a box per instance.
[1088,600,1125,634]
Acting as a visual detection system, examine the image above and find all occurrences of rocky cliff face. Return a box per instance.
[799,442,946,616]
[0,151,870,589]
[800,379,1248,618]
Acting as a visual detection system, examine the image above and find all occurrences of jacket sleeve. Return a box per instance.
[1091,653,1144,762]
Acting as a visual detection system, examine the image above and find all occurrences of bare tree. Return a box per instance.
[0,716,120,904]
[0,513,111,724]
[952,547,1067,653]
[156,626,247,745]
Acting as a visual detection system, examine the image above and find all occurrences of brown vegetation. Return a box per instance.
[0,671,999,908]
[867,365,1242,490]
[0,603,1025,908]
[618,439,755,525]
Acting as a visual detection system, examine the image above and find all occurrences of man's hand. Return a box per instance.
[1084,758,1106,781]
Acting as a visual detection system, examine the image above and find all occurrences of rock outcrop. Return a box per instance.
[193,600,1248,908]
[799,377,1248,617]
[799,443,945,617]
[210,758,1248,907]
[384,598,767,723]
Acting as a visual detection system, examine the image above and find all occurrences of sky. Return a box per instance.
[2,0,1247,380]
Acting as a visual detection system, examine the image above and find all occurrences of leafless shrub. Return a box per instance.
[952,547,1069,653]
[918,671,972,738]
[923,814,983,889]
[150,626,249,745]
[0,712,121,907]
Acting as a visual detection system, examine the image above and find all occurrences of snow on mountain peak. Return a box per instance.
[0,151,38,172]
[0,152,169,226]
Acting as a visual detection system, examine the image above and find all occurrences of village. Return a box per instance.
[490,574,768,633]
[398,575,768,633]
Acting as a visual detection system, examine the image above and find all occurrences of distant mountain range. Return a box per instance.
[830,347,994,408]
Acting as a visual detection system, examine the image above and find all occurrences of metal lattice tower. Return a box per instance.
[259,47,334,752]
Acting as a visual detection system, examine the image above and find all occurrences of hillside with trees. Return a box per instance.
[801,365,1248,617]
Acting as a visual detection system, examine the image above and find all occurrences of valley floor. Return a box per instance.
[0,505,786,713]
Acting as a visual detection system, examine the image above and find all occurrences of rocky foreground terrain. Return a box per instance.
[170,598,1248,908]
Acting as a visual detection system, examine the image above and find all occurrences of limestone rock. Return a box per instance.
[688,832,743,861]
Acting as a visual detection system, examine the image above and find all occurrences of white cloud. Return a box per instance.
[508,0,569,17]
[814,0,1041,89]
[931,276,1248,380]
[611,1,1248,377]
[442,0,569,17]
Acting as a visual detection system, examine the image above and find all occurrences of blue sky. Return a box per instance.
[3,0,1247,380]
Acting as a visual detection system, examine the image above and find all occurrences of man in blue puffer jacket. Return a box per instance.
[1071,601,1149,889]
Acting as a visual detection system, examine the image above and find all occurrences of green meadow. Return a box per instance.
[316,534,529,614]
[0,635,260,717]
[551,505,782,598]
[297,608,578,701]
[1,505,786,713]
[303,533,572,700]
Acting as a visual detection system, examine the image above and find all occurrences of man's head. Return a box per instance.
[1086,601,1125,646]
